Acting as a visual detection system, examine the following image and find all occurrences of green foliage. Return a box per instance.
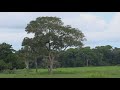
[24,16,85,54]
[22,16,85,73]
[0,60,8,71]
[0,43,25,71]
[58,45,120,67]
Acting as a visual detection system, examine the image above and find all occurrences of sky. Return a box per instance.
[0,12,120,50]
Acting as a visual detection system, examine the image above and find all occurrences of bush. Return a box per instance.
[0,60,8,71]
[2,69,15,74]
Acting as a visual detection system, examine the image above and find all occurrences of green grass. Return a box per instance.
[0,66,120,78]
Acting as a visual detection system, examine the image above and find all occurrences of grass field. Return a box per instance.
[0,66,120,78]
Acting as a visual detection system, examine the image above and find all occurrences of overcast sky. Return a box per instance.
[0,12,119,50]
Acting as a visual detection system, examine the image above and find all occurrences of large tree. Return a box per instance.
[24,16,86,74]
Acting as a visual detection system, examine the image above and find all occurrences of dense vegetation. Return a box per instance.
[0,43,25,71]
[58,45,120,67]
[1,42,120,72]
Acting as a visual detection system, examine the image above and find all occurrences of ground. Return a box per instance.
[0,66,120,78]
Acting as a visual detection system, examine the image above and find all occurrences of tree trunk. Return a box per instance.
[87,59,89,67]
[48,66,50,73]
[35,58,38,73]
[49,60,53,74]
[25,60,29,69]
[48,52,54,74]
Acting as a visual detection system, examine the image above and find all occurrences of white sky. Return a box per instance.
[0,12,119,50]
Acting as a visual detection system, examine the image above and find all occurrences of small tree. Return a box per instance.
[20,47,30,69]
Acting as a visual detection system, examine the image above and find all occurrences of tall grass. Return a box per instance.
[0,66,120,78]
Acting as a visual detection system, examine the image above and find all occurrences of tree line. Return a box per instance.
[0,43,120,71]
[0,16,119,74]
[59,45,120,67]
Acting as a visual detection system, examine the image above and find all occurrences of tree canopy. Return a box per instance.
[23,16,86,74]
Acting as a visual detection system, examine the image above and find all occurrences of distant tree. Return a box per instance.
[112,47,120,65]
[80,47,94,67]
[13,51,26,69]
[0,43,20,71]
[0,60,7,71]
[94,45,113,66]
[19,46,31,69]
[59,47,95,67]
